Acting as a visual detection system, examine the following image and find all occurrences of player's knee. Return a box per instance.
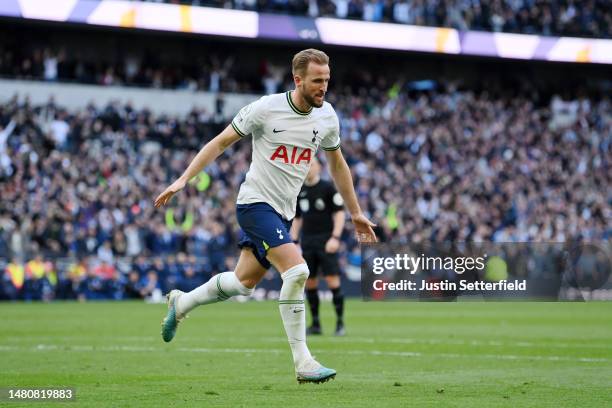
[231,272,255,296]
[281,263,310,286]
[238,276,258,291]
[238,284,254,296]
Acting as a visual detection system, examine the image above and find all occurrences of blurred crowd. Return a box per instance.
[141,0,612,38]
[1,253,209,302]
[0,47,263,94]
[0,77,610,301]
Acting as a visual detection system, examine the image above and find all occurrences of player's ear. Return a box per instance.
[293,73,302,87]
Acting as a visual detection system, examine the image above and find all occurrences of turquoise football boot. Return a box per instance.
[296,359,337,384]
[161,290,185,343]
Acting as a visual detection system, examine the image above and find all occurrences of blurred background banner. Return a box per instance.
[360,242,612,301]
[1,0,611,63]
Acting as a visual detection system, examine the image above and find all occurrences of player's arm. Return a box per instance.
[324,148,377,242]
[154,124,242,207]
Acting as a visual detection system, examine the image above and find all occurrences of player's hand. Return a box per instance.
[351,213,377,243]
[154,179,186,208]
[325,237,340,253]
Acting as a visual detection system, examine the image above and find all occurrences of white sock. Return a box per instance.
[176,271,253,316]
[278,263,313,370]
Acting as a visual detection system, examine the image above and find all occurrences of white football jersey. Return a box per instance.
[231,91,340,220]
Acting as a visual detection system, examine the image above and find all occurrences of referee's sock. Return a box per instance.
[331,287,344,326]
[306,288,320,327]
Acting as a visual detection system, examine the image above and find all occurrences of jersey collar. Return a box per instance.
[286,91,313,116]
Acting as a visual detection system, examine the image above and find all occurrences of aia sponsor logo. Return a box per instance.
[270,145,312,164]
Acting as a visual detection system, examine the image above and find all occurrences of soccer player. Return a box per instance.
[154,49,376,384]
[291,157,347,336]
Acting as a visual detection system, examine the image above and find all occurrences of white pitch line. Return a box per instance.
[4,335,609,350]
[0,344,608,363]
[260,336,612,350]
[177,347,282,354]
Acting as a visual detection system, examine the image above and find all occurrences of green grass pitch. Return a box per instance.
[1,301,611,407]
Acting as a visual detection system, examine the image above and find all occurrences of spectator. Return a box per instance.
[57,256,88,299]
[93,259,116,280]
[3,257,24,300]
[43,49,58,82]
[133,255,151,277]
[177,265,204,292]
[97,241,115,265]
[23,254,46,301]
[78,267,106,301]
[124,271,145,299]
[140,270,161,300]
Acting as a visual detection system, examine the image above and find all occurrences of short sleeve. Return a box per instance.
[231,97,267,137]
[320,113,340,151]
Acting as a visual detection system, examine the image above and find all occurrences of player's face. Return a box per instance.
[297,63,330,108]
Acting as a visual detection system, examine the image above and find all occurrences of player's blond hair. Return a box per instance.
[292,49,329,77]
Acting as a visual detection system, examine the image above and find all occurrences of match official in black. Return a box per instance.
[291,157,346,336]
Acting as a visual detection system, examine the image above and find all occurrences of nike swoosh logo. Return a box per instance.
[273,128,286,133]
[293,309,304,314]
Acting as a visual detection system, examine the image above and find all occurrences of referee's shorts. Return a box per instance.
[301,234,341,278]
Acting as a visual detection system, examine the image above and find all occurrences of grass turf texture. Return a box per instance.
[1,301,611,407]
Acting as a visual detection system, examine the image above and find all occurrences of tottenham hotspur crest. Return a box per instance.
[312,129,319,146]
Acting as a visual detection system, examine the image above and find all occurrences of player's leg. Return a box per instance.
[267,243,336,383]
[321,252,345,336]
[161,249,265,343]
[303,248,322,335]
[266,243,311,366]
[234,202,334,382]
[176,249,265,314]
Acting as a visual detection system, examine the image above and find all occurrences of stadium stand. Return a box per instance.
[138,0,612,38]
